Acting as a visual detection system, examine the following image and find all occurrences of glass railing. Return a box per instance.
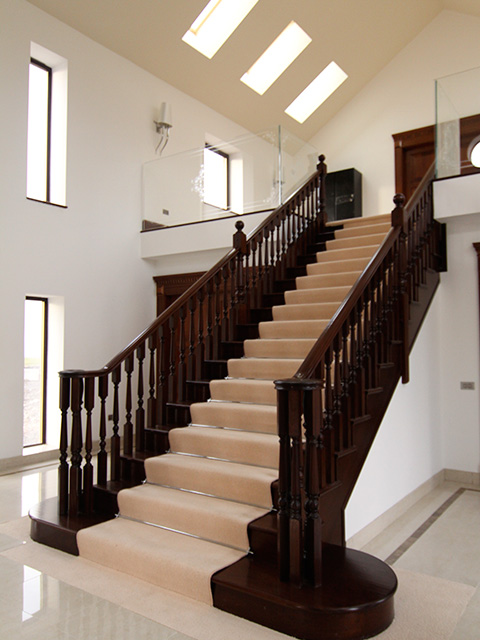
[142,126,318,228]
[435,66,480,179]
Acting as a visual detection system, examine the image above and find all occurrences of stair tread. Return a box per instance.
[210,378,276,405]
[77,516,246,605]
[169,425,278,467]
[190,400,277,433]
[145,453,277,508]
[118,483,267,551]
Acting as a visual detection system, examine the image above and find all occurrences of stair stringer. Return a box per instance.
[75,215,400,640]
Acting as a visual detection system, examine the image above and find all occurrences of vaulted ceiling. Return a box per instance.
[26,0,480,141]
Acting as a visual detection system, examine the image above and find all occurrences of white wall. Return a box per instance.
[0,0,249,460]
[309,10,480,538]
[310,10,480,218]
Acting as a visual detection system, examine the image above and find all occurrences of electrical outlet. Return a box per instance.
[163,208,169,216]
[460,381,475,390]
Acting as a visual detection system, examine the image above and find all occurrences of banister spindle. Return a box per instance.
[97,374,108,486]
[83,376,95,513]
[205,281,213,362]
[147,334,156,429]
[196,289,205,379]
[177,304,187,401]
[167,314,176,402]
[135,343,145,453]
[123,354,134,456]
[58,375,70,515]
[111,365,121,481]
[69,375,83,516]
[157,325,167,427]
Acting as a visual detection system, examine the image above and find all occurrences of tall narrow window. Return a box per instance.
[23,297,48,447]
[26,43,68,207]
[27,59,52,203]
[204,145,229,210]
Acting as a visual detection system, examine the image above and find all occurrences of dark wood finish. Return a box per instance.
[393,115,480,201]
[475,243,480,345]
[32,154,328,531]
[30,497,113,556]
[393,124,434,202]
[154,272,205,315]
[212,544,397,640]
[31,155,445,640]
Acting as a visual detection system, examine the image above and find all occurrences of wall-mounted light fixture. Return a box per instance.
[154,102,172,155]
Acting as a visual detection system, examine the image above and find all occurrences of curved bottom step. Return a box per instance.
[212,542,397,640]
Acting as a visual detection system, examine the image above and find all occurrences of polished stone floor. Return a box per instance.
[0,463,479,639]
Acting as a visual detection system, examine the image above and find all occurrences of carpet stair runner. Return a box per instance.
[77,213,392,605]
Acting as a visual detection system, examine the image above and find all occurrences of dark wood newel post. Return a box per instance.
[233,220,248,324]
[392,193,410,383]
[275,378,324,588]
[317,154,327,227]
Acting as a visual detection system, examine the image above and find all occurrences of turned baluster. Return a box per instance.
[97,374,108,486]
[187,296,196,381]
[205,280,213,361]
[123,354,134,456]
[274,217,282,281]
[157,325,167,427]
[135,343,145,452]
[147,334,156,429]
[286,204,294,269]
[355,297,367,417]
[348,309,359,421]
[256,235,265,309]
[111,365,121,481]
[69,375,83,516]
[167,314,176,402]
[268,223,276,294]
[212,272,222,360]
[196,289,205,379]
[341,321,352,448]
[58,375,70,515]
[324,346,334,437]
[303,381,323,587]
[250,239,258,311]
[221,264,229,342]
[83,376,94,513]
[177,304,187,400]
[332,334,344,450]
[368,280,380,389]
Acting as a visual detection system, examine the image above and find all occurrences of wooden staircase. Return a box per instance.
[29,157,446,640]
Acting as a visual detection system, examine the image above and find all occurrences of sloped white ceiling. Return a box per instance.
[25,0,478,141]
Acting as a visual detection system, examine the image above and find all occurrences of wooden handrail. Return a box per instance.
[295,161,436,381]
[60,156,327,379]
[57,154,328,517]
[275,163,438,586]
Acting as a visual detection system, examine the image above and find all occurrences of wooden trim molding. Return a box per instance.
[393,114,480,202]
[474,243,480,344]
[154,271,205,315]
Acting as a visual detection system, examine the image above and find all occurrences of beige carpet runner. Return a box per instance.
[77,213,392,605]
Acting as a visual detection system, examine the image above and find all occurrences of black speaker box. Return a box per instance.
[325,168,362,222]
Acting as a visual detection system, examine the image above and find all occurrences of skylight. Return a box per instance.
[182,0,259,59]
[240,21,311,95]
[285,61,348,124]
